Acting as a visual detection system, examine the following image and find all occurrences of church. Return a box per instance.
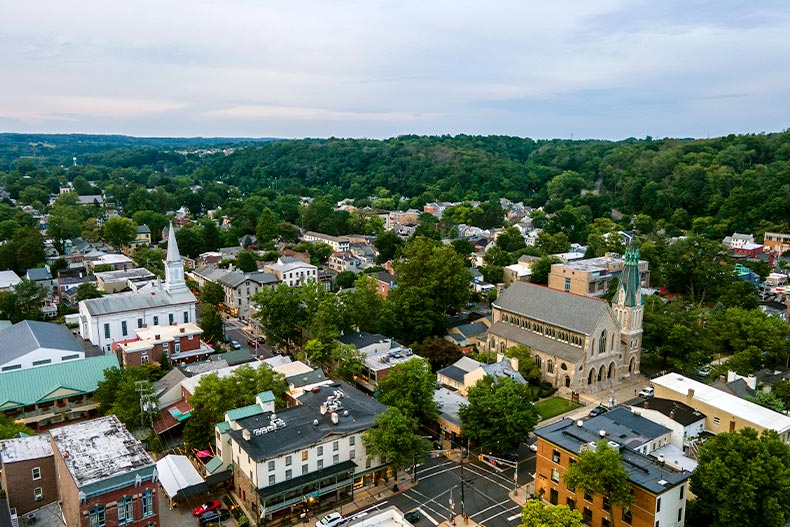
[79,224,197,352]
[484,245,644,395]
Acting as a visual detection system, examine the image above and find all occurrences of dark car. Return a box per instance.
[248,337,264,347]
[589,405,608,417]
[193,500,222,517]
[199,508,230,526]
[404,511,421,523]
[222,334,231,343]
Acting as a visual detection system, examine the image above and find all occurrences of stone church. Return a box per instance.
[484,245,644,395]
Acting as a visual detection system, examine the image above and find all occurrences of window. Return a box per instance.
[302,450,309,461]
[317,446,324,456]
[317,459,324,469]
[566,497,575,510]
[603,496,611,511]
[678,508,683,522]
[285,469,292,480]
[349,436,355,446]
[655,522,660,527]
[549,488,558,505]
[584,491,593,502]
[602,519,611,527]
[33,487,43,501]
[1,365,21,371]
[121,321,128,336]
[286,455,292,466]
[153,316,159,325]
[656,497,661,512]
[552,450,561,463]
[104,324,110,339]
[349,449,355,459]
[32,467,41,480]
[713,417,720,425]
[333,441,339,452]
[118,496,134,524]
[547,360,554,373]
[89,505,106,527]
[142,490,153,518]
[268,460,275,471]
[333,454,339,464]
[622,508,633,524]
[550,469,560,483]
[680,484,685,499]
[138,318,143,328]
[302,464,309,475]
[32,359,51,366]
[269,474,276,485]
[183,311,189,323]
[62,354,80,361]
[583,508,592,523]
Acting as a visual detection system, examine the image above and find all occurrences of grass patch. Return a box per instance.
[533,397,582,420]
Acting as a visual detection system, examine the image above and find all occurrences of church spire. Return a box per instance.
[616,243,642,307]
[164,223,187,294]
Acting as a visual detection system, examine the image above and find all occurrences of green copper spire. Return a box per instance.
[618,244,642,307]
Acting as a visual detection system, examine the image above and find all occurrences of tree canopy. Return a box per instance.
[362,407,429,474]
[377,358,439,422]
[520,500,584,527]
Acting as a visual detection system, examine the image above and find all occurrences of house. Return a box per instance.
[445,319,490,349]
[763,232,790,254]
[0,354,118,431]
[123,224,152,256]
[547,251,650,298]
[25,267,54,292]
[484,245,644,395]
[626,398,706,453]
[215,381,387,525]
[709,370,757,399]
[0,270,21,291]
[302,231,350,252]
[327,252,363,274]
[76,194,104,206]
[114,323,210,367]
[0,320,85,374]
[78,224,197,352]
[651,373,790,443]
[375,271,395,298]
[722,232,755,250]
[437,354,523,396]
[191,265,278,319]
[264,258,317,287]
[0,435,57,516]
[338,332,422,393]
[534,415,691,527]
[94,268,156,293]
[50,415,159,527]
[433,387,468,448]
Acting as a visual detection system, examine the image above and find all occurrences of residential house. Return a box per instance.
[721,232,755,250]
[433,387,468,448]
[0,270,21,291]
[503,255,538,285]
[445,319,490,349]
[437,354,524,396]
[0,435,57,516]
[651,373,790,443]
[50,416,159,527]
[302,231,350,252]
[25,267,54,292]
[215,382,387,525]
[338,332,422,393]
[327,252,363,274]
[375,271,395,298]
[78,224,197,352]
[484,245,644,395]
[94,268,156,293]
[348,242,378,266]
[191,265,278,319]
[763,232,790,254]
[123,224,152,255]
[709,370,757,399]
[85,252,136,273]
[264,258,317,287]
[114,323,210,367]
[0,320,85,374]
[626,398,706,453]
[0,354,118,432]
[534,414,691,527]
[547,252,650,297]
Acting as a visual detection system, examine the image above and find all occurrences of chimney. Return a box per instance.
[180,327,185,333]
[687,388,695,402]
[155,334,160,340]
[669,410,675,420]
[746,374,757,390]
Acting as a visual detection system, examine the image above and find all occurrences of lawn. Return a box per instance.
[533,397,582,420]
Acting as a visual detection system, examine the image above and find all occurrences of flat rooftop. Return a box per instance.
[0,434,52,463]
[49,415,154,488]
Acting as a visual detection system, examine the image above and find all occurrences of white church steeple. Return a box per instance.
[164,223,187,294]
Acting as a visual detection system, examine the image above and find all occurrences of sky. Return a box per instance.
[1,0,790,140]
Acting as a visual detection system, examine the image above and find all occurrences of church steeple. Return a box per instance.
[613,243,643,376]
[164,223,187,294]
[616,244,642,307]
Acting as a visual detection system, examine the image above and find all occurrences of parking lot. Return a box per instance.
[158,490,235,527]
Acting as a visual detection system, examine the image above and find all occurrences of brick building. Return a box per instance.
[114,322,211,367]
[50,415,159,527]
[0,435,57,516]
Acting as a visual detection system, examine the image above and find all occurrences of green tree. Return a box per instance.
[772,380,790,409]
[362,407,429,477]
[496,226,527,253]
[236,250,258,272]
[344,274,384,333]
[374,230,404,263]
[377,358,438,422]
[102,216,138,250]
[76,282,102,301]
[0,413,35,439]
[330,343,365,382]
[690,429,790,527]
[746,391,785,413]
[535,231,571,255]
[256,207,280,245]
[133,247,166,277]
[95,366,155,428]
[662,236,732,304]
[561,440,635,526]
[132,210,168,242]
[199,304,224,344]
[418,337,463,373]
[459,376,538,453]
[201,281,225,306]
[334,270,357,290]
[12,278,47,321]
[252,284,307,350]
[520,500,584,527]
[529,256,562,285]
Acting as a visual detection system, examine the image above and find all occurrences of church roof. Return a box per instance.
[617,244,642,307]
[81,287,196,316]
[493,281,611,335]
[487,321,585,363]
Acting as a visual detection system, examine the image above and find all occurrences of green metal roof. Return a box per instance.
[204,455,227,474]
[0,354,119,410]
[225,403,265,421]
[257,390,275,403]
[215,421,231,433]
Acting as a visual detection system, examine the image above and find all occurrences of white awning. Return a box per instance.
[155,454,205,498]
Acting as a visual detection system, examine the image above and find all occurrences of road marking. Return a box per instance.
[406,488,454,515]
[399,492,448,521]
[507,513,521,521]
[477,505,522,525]
[470,500,512,519]
[461,464,513,491]
[418,508,440,526]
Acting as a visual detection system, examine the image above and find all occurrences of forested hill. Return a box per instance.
[2,131,790,236]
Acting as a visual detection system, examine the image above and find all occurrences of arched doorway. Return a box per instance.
[588,369,595,385]
[598,365,605,382]
[628,357,636,373]
[564,375,571,388]
[608,362,616,379]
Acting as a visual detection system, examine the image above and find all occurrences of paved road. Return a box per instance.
[222,316,274,359]
[347,447,536,527]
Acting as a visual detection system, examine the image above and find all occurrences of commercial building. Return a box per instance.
[547,252,650,298]
[0,435,57,516]
[0,320,85,374]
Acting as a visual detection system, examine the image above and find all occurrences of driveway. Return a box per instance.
[158,490,235,527]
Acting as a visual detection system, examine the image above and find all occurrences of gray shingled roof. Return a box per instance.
[0,320,83,364]
[493,282,611,334]
[487,321,584,363]
[81,288,196,315]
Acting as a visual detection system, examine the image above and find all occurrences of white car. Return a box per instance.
[316,512,345,527]
[638,387,654,398]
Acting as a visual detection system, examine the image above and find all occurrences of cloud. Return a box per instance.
[203,105,441,122]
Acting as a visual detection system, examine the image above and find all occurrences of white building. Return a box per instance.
[78,224,197,352]
[0,320,85,373]
[302,231,350,252]
[264,258,318,287]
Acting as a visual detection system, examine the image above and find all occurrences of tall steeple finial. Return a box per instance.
[616,244,642,307]
[164,223,187,294]
[166,222,181,263]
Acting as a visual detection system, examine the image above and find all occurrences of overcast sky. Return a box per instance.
[1,1,789,140]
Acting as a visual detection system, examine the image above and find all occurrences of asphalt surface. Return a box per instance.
[347,446,536,527]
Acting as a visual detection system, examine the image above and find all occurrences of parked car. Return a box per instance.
[316,512,345,527]
[404,511,421,523]
[589,405,609,417]
[199,508,230,526]
[697,366,712,377]
[248,337,264,347]
[193,500,222,517]
[230,340,242,350]
[638,387,654,398]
